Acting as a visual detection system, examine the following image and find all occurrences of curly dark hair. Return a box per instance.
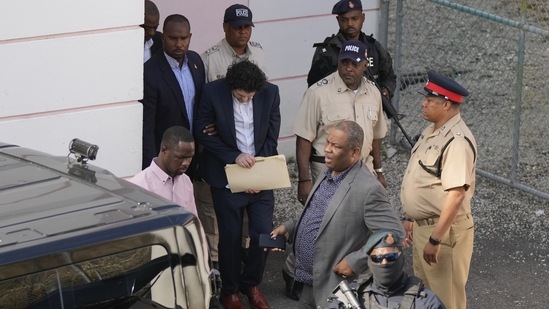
[225,60,267,92]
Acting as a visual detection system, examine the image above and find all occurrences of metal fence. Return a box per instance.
[383,0,549,200]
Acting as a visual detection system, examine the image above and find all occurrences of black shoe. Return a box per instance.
[282,269,302,301]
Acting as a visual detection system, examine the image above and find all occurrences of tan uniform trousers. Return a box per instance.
[412,214,474,309]
[194,180,250,264]
[194,180,218,262]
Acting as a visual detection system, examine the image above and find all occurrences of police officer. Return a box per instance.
[307,0,396,102]
[295,40,388,198]
[400,71,477,309]
[328,230,446,309]
[283,40,388,301]
[198,4,267,268]
[201,4,266,82]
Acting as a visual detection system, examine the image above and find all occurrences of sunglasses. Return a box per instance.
[369,252,401,263]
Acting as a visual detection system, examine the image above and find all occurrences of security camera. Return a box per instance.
[69,138,99,163]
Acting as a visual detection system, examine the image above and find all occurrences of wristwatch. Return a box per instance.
[429,236,441,246]
[374,167,384,173]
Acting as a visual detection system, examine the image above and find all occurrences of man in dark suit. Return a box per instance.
[142,0,162,62]
[194,60,280,309]
[141,14,205,172]
[271,120,404,309]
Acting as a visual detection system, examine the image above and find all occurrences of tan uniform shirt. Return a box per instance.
[401,113,477,219]
[293,72,387,171]
[201,38,266,83]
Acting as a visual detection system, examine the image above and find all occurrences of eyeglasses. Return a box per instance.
[369,252,401,263]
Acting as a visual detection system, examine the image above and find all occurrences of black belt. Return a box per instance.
[310,155,325,163]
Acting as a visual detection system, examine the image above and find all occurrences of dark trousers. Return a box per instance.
[211,187,274,293]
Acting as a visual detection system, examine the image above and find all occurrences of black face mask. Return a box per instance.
[367,252,405,293]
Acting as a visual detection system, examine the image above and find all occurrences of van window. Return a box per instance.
[0,245,178,309]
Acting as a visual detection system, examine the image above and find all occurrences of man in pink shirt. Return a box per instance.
[131,126,197,216]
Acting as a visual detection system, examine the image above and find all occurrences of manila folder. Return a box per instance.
[224,154,291,193]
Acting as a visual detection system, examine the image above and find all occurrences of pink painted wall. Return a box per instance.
[155,0,238,54]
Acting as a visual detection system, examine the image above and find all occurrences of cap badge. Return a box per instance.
[349,1,355,9]
[385,233,395,245]
[344,45,359,53]
[236,9,249,17]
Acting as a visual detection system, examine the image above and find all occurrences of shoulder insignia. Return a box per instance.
[204,45,220,55]
[249,41,263,49]
[365,33,376,43]
[313,42,338,48]
[315,78,329,87]
[449,126,466,139]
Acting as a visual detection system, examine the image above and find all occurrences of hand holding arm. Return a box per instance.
[203,123,217,136]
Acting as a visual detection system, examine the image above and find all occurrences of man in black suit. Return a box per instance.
[142,0,162,63]
[194,60,281,309]
[141,14,205,172]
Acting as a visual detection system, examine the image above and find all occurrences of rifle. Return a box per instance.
[365,70,414,147]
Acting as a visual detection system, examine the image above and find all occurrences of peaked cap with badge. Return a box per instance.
[332,0,363,15]
[419,70,469,104]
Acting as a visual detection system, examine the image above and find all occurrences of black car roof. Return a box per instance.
[0,143,194,265]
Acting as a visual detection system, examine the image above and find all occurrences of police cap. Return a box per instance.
[364,230,402,255]
[332,0,363,15]
[338,40,367,63]
[224,4,254,28]
[419,70,469,104]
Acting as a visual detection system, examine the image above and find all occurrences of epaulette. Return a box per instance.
[315,78,330,87]
[312,42,338,48]
[249,41,263,49]
[450,128,465,139]
[365,33,376,43]
[204,45,220,56]
[366,78,376,86]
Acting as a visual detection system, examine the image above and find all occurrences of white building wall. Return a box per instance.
[0,0,143,177]
[0,0,380,177]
